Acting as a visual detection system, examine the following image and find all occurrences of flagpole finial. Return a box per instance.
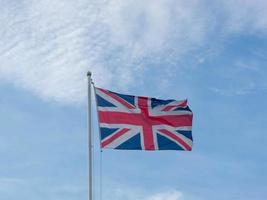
[87,71,92,77]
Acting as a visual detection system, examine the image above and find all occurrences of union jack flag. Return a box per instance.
[95,87,193,151]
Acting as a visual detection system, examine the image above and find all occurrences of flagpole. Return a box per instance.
[87,71,93,200]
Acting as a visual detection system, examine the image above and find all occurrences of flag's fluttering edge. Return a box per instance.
[95,87,193,151]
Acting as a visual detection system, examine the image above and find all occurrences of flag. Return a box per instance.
[95,87,193,151]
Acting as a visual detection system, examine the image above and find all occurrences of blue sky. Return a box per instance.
[0,0,267,199]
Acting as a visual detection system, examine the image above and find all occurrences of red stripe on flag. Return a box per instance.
[138,97,155,150]
[99,111,193,127]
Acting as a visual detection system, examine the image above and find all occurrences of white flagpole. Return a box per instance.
[87,71,93,200]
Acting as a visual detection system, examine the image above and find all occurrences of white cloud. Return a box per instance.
[0,0,266,104]
[147,191,183,200]
[103,185,184,200]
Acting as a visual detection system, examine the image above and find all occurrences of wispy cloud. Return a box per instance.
[102,182,184,200]
[146,190,183,200]
[0,0,266,104]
